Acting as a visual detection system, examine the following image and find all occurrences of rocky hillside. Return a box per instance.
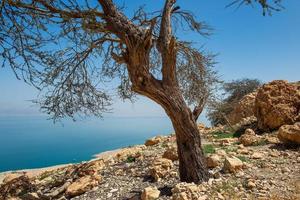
[0,80,299,200]
[1,124,299,200]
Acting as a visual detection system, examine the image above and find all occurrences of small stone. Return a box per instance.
[269,151,280,157]
[239,128,258,146]
[223,156,244,173]
[252,152,264,159]
[162,146,178,161]
[216,150,227,156]
[141,186,160,200]
[145,136,162,146]
[206,154,221,168]
[217,193,225,200]
[66,175,101,197]
[247,181,256,189]
[149,158,173,181]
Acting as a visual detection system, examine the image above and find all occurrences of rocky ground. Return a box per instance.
[1,123,299,200]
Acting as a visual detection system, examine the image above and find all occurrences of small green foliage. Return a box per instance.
[161,143,168,148]
[38,170,54,180]
[253,139,268,146]
[221,146,238,153]
[203,144,216,155]
[125,155,136,163]
[237,156,250,163]
[212,131,236,139]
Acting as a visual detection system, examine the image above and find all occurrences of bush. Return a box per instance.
[207,78,261,126]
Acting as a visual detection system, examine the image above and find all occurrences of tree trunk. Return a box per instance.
[167,104,209,183]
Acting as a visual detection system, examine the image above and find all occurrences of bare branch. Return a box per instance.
[228,0,284,15]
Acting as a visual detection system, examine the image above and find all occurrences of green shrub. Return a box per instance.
[237,156,250,163]
[125,155,136,163]
[203,144,216,155]
[212,131,235,139]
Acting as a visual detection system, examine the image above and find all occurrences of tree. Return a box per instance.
[207,78,262,126]
[0,0,283,183]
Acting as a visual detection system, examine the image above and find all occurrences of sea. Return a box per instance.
[0,116,174,172]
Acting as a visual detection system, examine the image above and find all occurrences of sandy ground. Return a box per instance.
[0,148,123,184]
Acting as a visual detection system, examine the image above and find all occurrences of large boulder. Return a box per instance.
[278,122,300,145]
[254,80,300,131]
[227,92,257,125]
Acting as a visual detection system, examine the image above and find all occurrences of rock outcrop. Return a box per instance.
[0,175,35,200]
[227,92,257,125]
[254,80,300,131]
[278,122,300,145]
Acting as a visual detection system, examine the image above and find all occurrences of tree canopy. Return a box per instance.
[0,0,220,120]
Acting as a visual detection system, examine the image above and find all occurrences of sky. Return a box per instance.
[0,0,299,119]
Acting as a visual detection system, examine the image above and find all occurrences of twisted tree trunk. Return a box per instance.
[167,100,209,183]
[99,0,209,183]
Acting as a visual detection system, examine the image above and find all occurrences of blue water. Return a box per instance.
[0,116,173,172]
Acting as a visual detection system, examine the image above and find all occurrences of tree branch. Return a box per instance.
[97,0,145,45]
[157,0,177,85]
[192,94,208,121]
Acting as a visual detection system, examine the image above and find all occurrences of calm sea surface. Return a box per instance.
[0,116,173,172]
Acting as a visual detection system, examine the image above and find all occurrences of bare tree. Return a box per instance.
[0,0,283,183]
[207,79,262,126]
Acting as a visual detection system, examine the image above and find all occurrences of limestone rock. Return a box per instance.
[114,145,146,161]
[239,128,258,146]
[206,154,221,168]
[254,80,300,130]
[172,182,207,200]
[0,175,35,199]
[162,146,178,161]
[66,175,101,197]
[278,122,300,145]
[251,152,264,159]
[141,186,160,200]
[2,173,24,184]
[227,92,257,125]
[77,159,105,177]
[149,158,173,182]
[223,156,244,173]
[145,136,162,146]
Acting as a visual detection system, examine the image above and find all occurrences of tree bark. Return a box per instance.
[164,95,209,183]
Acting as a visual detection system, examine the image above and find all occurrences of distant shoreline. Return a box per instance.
[0,147,125,184]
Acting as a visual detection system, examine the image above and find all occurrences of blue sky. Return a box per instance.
[0,0,299,118]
